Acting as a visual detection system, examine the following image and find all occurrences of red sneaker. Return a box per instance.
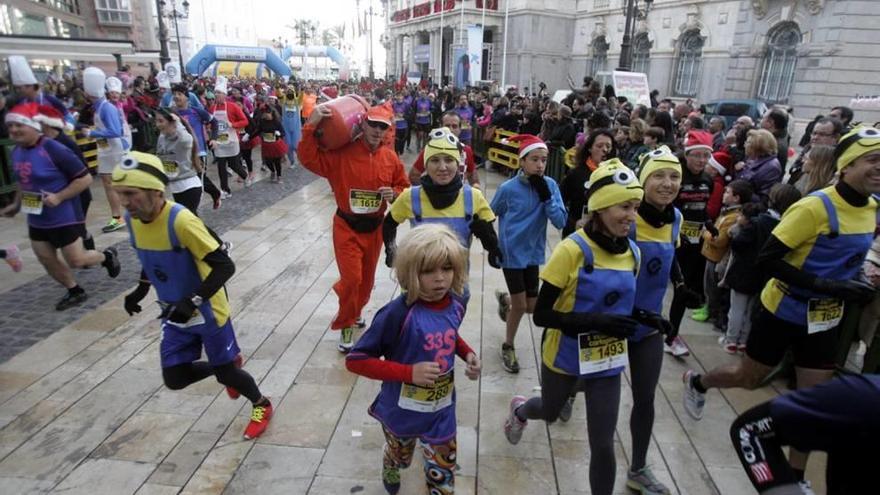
[226,354,243,399]
[243,400,273,440]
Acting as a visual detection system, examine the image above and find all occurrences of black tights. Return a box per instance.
[241,148,254,174]
[162,361,262,403]
[670,244,706,332]
[628,333,665,471]
[265,157,282,177]
[215,156,247,193]
[518,365,621,495]
[173,187,202,217]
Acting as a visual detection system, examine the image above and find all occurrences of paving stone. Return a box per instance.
[225,444,323,494]
[52,458,156,495]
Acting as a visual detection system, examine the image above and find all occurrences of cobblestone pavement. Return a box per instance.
[0,166,317,363]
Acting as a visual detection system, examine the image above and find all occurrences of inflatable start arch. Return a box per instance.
[185,45,292,77]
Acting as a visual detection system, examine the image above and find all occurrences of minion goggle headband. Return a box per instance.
[425,128,462,153]
[834,127,880,164]
[586,167,641,198]
[112,157,169,186]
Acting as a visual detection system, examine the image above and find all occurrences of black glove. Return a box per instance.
[124,282,150,316]
[167,297,197,324]
[564,312,639,340]
[813,278,877,304]
[488,248,503,269]
[704,219,719,238]
[633,308,677,344]
[528,174,552,202]
[385,246,395,268]
[674,283,703,309]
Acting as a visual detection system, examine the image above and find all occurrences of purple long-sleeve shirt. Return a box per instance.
[736,155,782,204]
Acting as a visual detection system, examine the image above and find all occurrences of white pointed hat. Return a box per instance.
[105,76,123,93]
[164,62,182,83]
[157,71,170,89]
[83,67,107,98]
[9,56,37,86]
[214,75,228,94]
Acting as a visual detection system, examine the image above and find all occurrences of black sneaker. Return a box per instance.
[56,290,88,311]
[102,247,121,278]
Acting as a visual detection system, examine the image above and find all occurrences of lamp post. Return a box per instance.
[155,0,170,67]
[617,0,652,71]
[159,0,191,70]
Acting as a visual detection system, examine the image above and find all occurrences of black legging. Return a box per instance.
[173,187,202,216]
[264,157,282,178]
[215,155,247,193]
[628,332,665,471]
[670,243,706,332]
[394,128,408,155]
[241,148,254,174]
[518,365,621,495]
[162,360,261,403]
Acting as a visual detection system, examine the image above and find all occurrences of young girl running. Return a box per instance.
[503,159,670,495]
[256,106,288,183]
[346,224,482,495]
[491,135,567,373]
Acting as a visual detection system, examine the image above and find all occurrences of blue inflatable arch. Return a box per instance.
[185,44,292,77]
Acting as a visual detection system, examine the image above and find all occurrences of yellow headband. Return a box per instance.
[836,126,880,171]
[638,145,682,183]
[423,127,462,164]
[111,152,168,192]
[587,158,644,212]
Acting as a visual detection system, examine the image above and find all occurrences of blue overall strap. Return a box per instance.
[463,184,473,221]
[672,208,683,244]
[123,211,136,249]
[568,233,594,271]
[811,191,838,237]
[411,186,423,221]
[627,238,641,275]
[627,220,637,241]
[167,203,185,251]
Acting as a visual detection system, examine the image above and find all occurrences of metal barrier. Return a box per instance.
[0,139,16,197]
[545,146,568,184]
[487,128,520,170]
[72,132,98,171]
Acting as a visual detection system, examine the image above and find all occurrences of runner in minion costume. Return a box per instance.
[503,159,673,495]
[683,127,880,489]
[382,127,502,306]
[113,152,273,440]
[277,83,302,166]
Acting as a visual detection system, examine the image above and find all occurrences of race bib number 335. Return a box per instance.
[349,189,382,214]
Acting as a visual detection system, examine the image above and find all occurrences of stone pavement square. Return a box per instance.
[0,162,827,494]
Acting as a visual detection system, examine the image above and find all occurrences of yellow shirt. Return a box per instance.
[390,186,495,224]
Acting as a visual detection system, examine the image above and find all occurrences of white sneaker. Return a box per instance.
[798,480,816,495]
[682,370,706,420]
[337,326,355,353]
[664,336,690,357]
[220,191,232,199]
[503,395,527,445]
[245,174,254,187]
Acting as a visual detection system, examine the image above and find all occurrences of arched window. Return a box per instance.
[673,30,704,96]
[757,23,801,103]
[591,36,609,75]
[632,32,651,74]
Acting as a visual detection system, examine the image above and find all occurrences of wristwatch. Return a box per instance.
[190,294,204,307]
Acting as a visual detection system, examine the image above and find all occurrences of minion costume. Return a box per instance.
[113,152,273,440]
[384,128,501,306]
[278,85,302,164]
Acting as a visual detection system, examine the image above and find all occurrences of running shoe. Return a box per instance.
[243,399,273,440]
[558,396,575,423]
[798,480,816,495]
[737,343,747,354]
[355,316,367,329]
[101,217,125,233]
[718,335,737,354]
[222,241,233,253]
[226,354,243,399]
[56,290,88,311]
[626,466,671,495]
[690,305,709,322]
[245,173,255,187]
[663,336,690,357]
[213,195,222,210]
[495,290,510,322]
[382,466,401,495]
[503,395,527,445]
[4,245,22,272]
[102,247,121,278]
[338,326,355,353]
[682,370,706,420]
[220,191,232,200]
[500,343,520,373]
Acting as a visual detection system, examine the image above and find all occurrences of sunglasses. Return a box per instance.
[366,120,390,130]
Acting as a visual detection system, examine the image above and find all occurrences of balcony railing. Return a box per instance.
[391,0,497,24]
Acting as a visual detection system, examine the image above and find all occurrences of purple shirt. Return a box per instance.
[13,137,87,229]
[736,155,782,204]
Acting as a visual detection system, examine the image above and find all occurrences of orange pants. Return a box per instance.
[331,215,382,330]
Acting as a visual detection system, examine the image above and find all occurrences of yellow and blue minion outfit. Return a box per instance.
[761,127,880,326]
[114,152,239,367]
[541,161,643,378]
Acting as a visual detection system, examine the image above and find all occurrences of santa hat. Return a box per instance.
[9,56,37,86]
[709,149,732,176]
[683,130,714,154]
[4,103,43,131]
[157,71,171,89]
[83,67,106,98]
[105,76,123,93]
[34,104,72,131]
[503,134,548,159]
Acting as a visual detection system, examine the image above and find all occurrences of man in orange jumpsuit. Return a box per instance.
[299,103,410,352]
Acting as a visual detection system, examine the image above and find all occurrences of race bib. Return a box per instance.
[807,298,844,334]
[96,138,109,150]
[349,189,382,214]
[417,111,430,118]
[21,191,43,215]
[681,220,702,243]
[262,132,277,143]
[162,160,179,177]
[578,333,628,376]
[398,369,454,413]
[164,308,207,329]
[217,121,229,133]
[216,133,230,143]
[461,121,471,130]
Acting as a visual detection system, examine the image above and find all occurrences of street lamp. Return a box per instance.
[158,0,191,70]
[617,0,653,71]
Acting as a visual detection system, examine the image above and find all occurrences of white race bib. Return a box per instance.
[398,369,454,413]
[21,191,43,215]
[578,333,628,375]
[807,298,844,334]
[349,189,382,214]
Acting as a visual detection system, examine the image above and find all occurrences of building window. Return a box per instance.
[50,17,83,37]
[673,30,704,96]
[30,0,81,15]
[757,23,801,104]
[631,32,651,74]
[593,0,610,7]
[590,35,609,75]
[95,0,132,25]
[19,11,50,36]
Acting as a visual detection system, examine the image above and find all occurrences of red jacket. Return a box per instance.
[208,101,249,131]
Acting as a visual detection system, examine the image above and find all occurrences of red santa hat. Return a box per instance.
[503,134,548,159]
[4,103,43,131]
[683,130,714,154]
[34,104,70,131]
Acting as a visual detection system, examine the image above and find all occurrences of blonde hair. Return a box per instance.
[746,128,778,158]
[804,144,837,193]
[394,224,468,305]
